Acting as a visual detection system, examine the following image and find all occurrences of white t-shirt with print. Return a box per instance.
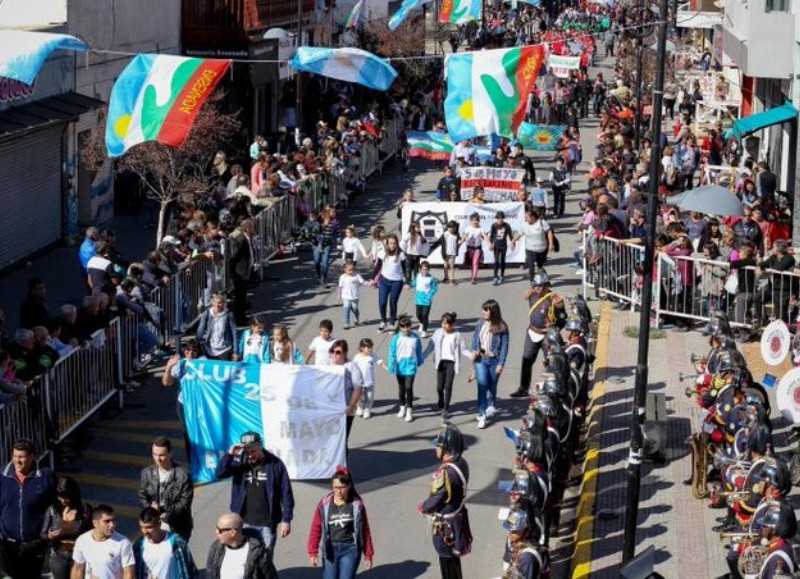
[140,534,177,578]
[72,531,135,579]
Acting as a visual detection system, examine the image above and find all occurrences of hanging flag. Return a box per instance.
[290,47,397,91]
[388,0,433,30]
[407,131,454,160]
[439,0,481,24]
[444,45,545,142]
[106,54,230,157]
[0,30,87,85]
[516,122,566,151]
[345,0,365,28]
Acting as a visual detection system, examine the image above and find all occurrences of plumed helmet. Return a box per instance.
[565,317,588,334]
[538,372,566,400]
[515,430,545,464]
[760,459,792,497]
[570,294,592,324]
[503,505,532,532]
[534,394,559,418]
[746,424,773,456]
[435,423,464,459]
[523,406,547,436]
[756,501,798,539]
[531,270,550,287]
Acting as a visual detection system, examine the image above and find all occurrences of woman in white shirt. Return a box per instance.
[460,213,489,285]
[376,234,405,332]
[512,207,554,283]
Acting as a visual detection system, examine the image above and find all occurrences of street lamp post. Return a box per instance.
[621,0,669,564]
[296,0,304,140]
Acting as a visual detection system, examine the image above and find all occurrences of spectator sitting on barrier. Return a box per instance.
[116,278,161,361]
[143,250,173,289]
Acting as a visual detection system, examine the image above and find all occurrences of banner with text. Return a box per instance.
[459,166,526,202]
[401,202,526,265]
[181,361,346,482]
[547,54,581,78]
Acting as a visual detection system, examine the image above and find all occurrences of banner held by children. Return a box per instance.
[401,202,526,265]
[548,54,581,78]
[180,361,346,482]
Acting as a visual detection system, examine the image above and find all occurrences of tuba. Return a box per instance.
[738,544,768,577]
[689,432,710,499]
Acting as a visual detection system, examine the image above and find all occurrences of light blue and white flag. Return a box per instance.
[0,30,87,85]
[388,0,433,30]
[290,46,397,91]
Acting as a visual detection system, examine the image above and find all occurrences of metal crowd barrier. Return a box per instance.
[0,376,51,467]
[46,326,121,446]
[581,233,800,330]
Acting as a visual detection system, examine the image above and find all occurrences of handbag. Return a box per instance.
[724,273,739,295]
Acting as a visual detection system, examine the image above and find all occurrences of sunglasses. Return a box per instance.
[331,350,345,355]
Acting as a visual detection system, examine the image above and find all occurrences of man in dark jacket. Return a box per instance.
[138,436,194,541]
[228,219,255,325]
[0,439,56,578]
[215,431,294,557]
[19,278,49,330]
[206,513,277,579]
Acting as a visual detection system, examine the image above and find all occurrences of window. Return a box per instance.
[765,0,789,12]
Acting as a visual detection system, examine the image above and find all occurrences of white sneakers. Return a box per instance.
[405,408,413,422]
[363,409,371,419]
[486,405,497,418]
[397,405,406,418]
[477,416,486,429]
[419,329,428,339]
[356,406,363,417]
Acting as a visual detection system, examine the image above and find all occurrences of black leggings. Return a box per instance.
[493,244,508,278]
[416,304,431,331]
[439,556,462,579]
[437,360,456,411]
[405,255,421,284]
[397,375,415,407]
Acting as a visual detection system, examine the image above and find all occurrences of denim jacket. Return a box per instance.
[470,320,509,366]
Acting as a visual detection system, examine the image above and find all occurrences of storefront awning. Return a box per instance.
[726,102,799,140]
[0,91,105,138]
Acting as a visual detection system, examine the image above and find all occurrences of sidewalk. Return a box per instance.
[569,306,741,577]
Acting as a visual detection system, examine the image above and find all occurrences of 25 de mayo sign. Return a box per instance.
[460,167,526,202]
[180,361,346,481]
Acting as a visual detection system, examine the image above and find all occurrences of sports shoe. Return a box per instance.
[492,277,500,285]
[486,405,497,418]
[343,325,351,331]
[356,406,363,416]
[509,389,529,398]
[363,409,371,419]
[397,405,406,418]
[498,276,504,284]
[378,322,386,331]
[405,408,413,422]
[420,329,428,338]
[477,416,486,429]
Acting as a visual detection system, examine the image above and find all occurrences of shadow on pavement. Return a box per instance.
[275,559,431,578]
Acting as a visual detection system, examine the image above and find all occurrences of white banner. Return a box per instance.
[548,54,581,78]
[278,36,297,80]
[459,166,526,202]
[261,365,347,480]
[401,202,526,265]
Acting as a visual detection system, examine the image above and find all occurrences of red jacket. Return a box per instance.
[307,492,375,559]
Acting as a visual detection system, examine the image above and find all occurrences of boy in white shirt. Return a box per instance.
[338,260,370,330]
[353,337,384,419]
[305,319,336,366]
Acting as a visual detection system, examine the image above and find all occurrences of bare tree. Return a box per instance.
[81,90,242,244]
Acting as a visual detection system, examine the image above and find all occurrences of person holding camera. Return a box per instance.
[215,432,295,558]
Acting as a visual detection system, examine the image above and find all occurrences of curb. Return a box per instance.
[569,301,612,578]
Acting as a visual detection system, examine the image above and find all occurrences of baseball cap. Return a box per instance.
[240,431,262,446]
[161,235,181,246]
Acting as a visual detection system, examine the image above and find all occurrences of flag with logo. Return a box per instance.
[407,131,454,160]
[439,0,481,23]
[106,54,230,157]
[444,45,545,142]
[345,0,365,28]
[516,122,566,151]
[388,0,432,30]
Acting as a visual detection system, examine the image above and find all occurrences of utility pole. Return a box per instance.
[621,0,669,564]
[295,0,304,143]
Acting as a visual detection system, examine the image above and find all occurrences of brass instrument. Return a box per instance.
[715,490,752,498]
[685,385,697,398]
[679,372,700,383]
[718,531,758,540]
[689,432,710,499]
[690,353,706,364]
[738,544,768,576]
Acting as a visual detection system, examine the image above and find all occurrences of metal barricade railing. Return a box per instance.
[754,269,800,326]
[0,375,51,467]
[582,235,645,308]
[45,326,121,444]
[656,252,728,327]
